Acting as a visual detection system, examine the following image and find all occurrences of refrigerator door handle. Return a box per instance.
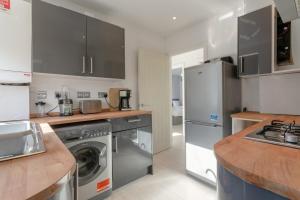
[185,121,222,127]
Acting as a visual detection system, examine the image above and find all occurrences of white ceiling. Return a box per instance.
[67,0,242,37]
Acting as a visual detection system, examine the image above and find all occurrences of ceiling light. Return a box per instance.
[172,16,177,20]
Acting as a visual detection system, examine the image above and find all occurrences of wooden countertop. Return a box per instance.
[31,110,152,125]
[0,123,76,200]
[231,111,274,122]
[0,110,151,200]
[215,112,300,200]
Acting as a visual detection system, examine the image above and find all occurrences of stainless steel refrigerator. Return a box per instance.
[184,61,241,186]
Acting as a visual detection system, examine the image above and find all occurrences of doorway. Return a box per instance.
[171,48,205,139]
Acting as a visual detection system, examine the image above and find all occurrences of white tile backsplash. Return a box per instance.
[260,73,300,115]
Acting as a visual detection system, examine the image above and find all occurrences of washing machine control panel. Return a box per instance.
[53,122,112,143]
[81,128,110,139]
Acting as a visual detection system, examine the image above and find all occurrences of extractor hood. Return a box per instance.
[273,0,300,22]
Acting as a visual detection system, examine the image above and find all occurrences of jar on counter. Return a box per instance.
[35,101,47,117]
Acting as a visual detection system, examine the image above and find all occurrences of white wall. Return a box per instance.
[242,0,300,115]
[30,0,166,113]
[166,6,244,63]
[166,0,300,115]
[244,0,273,13]
[171,48,205,69]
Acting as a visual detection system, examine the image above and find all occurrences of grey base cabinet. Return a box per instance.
[217,164,288,200]
[111,115,153,190]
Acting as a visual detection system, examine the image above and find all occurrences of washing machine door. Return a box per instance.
[69,141,107,186]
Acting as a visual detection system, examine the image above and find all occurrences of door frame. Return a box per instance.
[170,46,207,136]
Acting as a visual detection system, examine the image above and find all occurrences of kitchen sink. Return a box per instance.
[0,121,33,140]
[0,121,46,162]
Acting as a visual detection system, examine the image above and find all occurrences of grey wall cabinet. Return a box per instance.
[238,6,273,76]
[32,0,125,79]
[87,17,125,79]
[32,0,86,76]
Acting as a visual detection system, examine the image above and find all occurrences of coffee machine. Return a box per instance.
[57,86,73,116]
[119,89,131,111]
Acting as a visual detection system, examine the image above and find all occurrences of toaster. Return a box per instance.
[79,100,102,114]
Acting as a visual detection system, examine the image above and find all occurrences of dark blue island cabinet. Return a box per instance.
[217,164,288,200]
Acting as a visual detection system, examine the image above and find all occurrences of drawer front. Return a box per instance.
[111,114,152,132]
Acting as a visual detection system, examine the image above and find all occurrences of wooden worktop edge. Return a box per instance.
[29,124,77,200]
[31,110,152,126]
[215,114,300,199]
[214,137,297,199]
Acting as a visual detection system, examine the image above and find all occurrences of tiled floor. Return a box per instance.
[108,125,217,200]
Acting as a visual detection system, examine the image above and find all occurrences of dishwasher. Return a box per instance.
[110,114,153,190]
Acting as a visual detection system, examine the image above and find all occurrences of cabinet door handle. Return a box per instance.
[240,56,244,73]
[127,119,142,123]
[113,136,118,153]
[82,56,86,74]
[74,163,79,200]
[90,57,94,74]
[205,168,217,181]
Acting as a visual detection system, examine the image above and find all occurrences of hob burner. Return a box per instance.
[245,120,300,149]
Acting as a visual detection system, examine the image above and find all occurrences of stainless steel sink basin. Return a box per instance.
[0,121,46,162]
[0,121,33,140]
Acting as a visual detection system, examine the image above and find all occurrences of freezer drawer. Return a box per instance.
[185,122,224,150]
[112,126,153,190]
[185,122,225,185]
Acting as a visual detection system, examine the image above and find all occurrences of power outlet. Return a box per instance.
[37,90,47,100]
[84,92,91,98]
[98,92,107,98]
[77,91,91,98]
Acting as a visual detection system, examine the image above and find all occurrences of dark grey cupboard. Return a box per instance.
[32,0,125,79]
[110,115,153,190]
[86,17,125,79]
[32,0,86,76]
[238,6,273,76]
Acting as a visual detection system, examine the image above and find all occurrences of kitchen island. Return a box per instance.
[215,112,300,200]
[0,110,151,200]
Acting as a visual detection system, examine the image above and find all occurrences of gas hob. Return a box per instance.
[245,120,300,149]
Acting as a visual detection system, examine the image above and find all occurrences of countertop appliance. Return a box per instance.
[59,99,73,116]
[108,88,131,111]
[0,121,46,162]
[53,121,112,200]
[184,61,241,186]
[80,100,102,114]
[246,120,300,149]
[119,89,132,111]
[110,114,153,190]
[0,0,32,122]
[58,87,73,116]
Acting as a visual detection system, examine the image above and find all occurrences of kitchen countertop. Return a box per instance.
[231,111,274,122]
[0,123,76,200]
[215,112,300,200]
[31,110,152,125]
[0,110,151,200]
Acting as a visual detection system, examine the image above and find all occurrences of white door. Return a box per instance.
[138,49,172,154]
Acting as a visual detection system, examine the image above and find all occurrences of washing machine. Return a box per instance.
[53,121,112,200]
